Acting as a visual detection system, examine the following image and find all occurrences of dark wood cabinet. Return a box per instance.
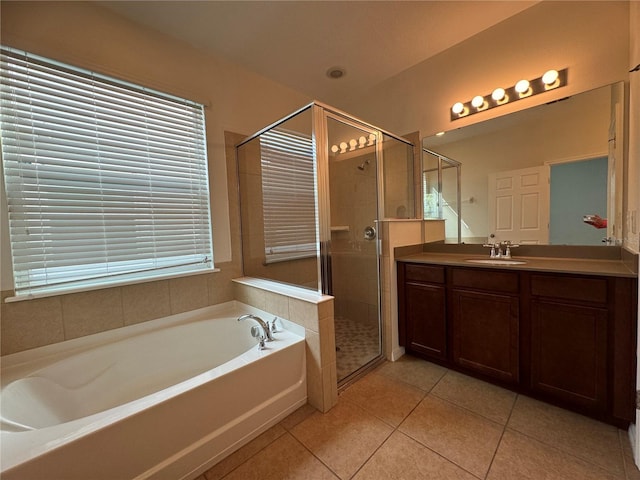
[405,282,447,360]
[399,264,447,361]
[397,261,637,427]
[452,289,519,384]
[530,299,607,415]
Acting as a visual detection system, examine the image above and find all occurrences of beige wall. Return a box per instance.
[0,0,310,283]
[344,0,633,249]
[0,1,310,354]
[345,1,630,149]
[628,3,640,253]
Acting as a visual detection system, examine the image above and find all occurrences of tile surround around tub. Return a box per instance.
[0,268,238,356]
[233,277,337,413]
[61,287,125,339]
[0,294,65,354]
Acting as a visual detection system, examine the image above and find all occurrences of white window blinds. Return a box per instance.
[0,48,214,297]
[259,129,317,263]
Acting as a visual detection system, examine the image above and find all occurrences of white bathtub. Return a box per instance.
[0,300,306,479]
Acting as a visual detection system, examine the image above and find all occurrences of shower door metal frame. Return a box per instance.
[315,102,416,385]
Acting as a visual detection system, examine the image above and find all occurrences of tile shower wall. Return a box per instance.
[233,278,338,413]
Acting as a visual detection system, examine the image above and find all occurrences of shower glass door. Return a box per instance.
[324,113,382,383]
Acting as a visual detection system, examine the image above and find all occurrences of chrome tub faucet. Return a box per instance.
[237,314,275,342]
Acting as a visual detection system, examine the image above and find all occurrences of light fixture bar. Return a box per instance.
[450,68,568,121]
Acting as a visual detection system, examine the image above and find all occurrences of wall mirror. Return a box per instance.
[422,82,625,246]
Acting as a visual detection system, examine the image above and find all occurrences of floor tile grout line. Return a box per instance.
[482,392,519,479]
[425,391,509,430]
[214,427,288,480]
[346,425,396,479]
[343,388,483,480]
[394,429,485,480]
[374,363,449,394]
[504,423,627,478]
[619,427,632,480]
[285,429,344,480]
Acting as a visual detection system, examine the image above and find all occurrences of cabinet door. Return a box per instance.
[405,282,447,360]
[530,299,607,414]
[452,290,519,384]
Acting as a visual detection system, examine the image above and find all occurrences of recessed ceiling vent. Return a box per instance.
[326,67,346,79]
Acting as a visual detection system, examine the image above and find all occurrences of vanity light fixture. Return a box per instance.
[450,68,567,121]
[330,133,378,156]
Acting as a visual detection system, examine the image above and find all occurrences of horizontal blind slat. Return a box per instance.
[1,47,214,296]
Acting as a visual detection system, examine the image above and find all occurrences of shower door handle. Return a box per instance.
[364,226,376,240]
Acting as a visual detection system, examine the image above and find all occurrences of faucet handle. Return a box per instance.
[270,317,278,333]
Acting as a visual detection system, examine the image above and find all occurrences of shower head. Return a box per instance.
[357,159,370,171]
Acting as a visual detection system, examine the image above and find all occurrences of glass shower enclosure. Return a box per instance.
[236,102,415,385]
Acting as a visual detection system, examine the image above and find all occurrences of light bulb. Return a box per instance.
[471,95,484,108]
[349,139,357,151]
[491,88,506,101]
[542,69,559,85]
[452,102,465,115]
[358,136,366,147]
[339,142,348,153]
[331,145,339,153]
[515,79,530,94]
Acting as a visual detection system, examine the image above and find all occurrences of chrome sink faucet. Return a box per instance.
[482,240,519,258]
[237,314,274,342]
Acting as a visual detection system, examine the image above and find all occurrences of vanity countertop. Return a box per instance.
[396,249,637,278]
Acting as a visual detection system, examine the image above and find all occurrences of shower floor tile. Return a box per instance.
[334,315,380,381]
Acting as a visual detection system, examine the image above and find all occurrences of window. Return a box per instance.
[0,47,213,298]
[259,129,317,263]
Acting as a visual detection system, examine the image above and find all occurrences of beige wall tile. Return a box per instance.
[169,275,209,314]
[317,298,333,321]
[288,298,319,332]
[1,296,65,355]
[121,280,171,326]
[318,316,336,368]
[322,361,338,411]
[61,288,124,339]
[233,283,267,310]
[305,330,322,373]
[207,267,239,306]
[265,292,289,319]
[306,359,323,412]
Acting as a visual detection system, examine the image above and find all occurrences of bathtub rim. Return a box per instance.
[1,300,304,384]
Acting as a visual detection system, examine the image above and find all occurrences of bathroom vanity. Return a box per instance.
[396,245,637,427]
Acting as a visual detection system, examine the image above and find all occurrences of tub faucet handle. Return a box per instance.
[249,325,267,350]
[271,317,278,333]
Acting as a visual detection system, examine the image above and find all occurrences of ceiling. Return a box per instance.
[99,1,538,105]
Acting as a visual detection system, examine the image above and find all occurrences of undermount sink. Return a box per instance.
[465,258,527,266]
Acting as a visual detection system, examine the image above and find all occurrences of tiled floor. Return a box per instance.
[198,356,640,480]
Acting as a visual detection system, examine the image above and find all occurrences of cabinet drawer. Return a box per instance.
[531,275,607,304]
[451,268,519,294]
[405,264,445,284]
